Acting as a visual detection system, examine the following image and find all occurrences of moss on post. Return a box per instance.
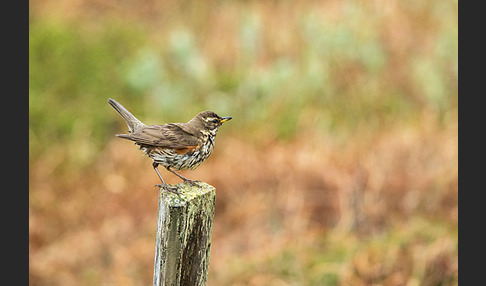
[153,182,216,286]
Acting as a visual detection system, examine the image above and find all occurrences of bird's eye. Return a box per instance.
[212,119,219,123]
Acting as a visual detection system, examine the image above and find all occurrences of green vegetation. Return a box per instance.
[29,0,457,163]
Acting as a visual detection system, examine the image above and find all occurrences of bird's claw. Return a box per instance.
[183,179,201,187]
[155,184,181,194]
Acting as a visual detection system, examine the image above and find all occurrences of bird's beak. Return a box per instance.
[220,116,232,123]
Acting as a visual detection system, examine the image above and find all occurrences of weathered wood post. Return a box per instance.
[153,182,216,286]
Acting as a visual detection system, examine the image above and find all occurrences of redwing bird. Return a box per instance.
[108,98,232,194]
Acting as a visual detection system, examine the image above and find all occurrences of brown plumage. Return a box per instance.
[108,98,232,193]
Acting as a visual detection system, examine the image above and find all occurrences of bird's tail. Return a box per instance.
[108,98,146,133]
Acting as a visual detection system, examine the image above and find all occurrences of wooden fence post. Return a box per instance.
[153,182,216,286]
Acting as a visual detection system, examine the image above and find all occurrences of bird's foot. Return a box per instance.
[183,179,201,187]
[155,183,181,194]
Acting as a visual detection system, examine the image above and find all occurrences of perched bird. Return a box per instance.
[108,98,232,194]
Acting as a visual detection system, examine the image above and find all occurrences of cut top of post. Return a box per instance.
[162,182,216,207]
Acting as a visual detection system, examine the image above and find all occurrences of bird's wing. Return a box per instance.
[120,123,200,149]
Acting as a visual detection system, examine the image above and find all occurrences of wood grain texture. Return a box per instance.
[153,182,216,286]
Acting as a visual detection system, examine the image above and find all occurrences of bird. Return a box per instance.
[108,98,232,194]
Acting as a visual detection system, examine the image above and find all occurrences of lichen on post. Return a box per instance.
[153,182,216,286]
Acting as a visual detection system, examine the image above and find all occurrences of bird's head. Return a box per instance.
[190,111,232,135]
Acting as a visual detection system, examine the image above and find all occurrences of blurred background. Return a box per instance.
[29,0,458,285]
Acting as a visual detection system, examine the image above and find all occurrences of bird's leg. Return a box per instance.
[166,167,201,187]
[153,162,180,194]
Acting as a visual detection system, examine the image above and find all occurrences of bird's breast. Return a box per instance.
[141,135,216,170]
